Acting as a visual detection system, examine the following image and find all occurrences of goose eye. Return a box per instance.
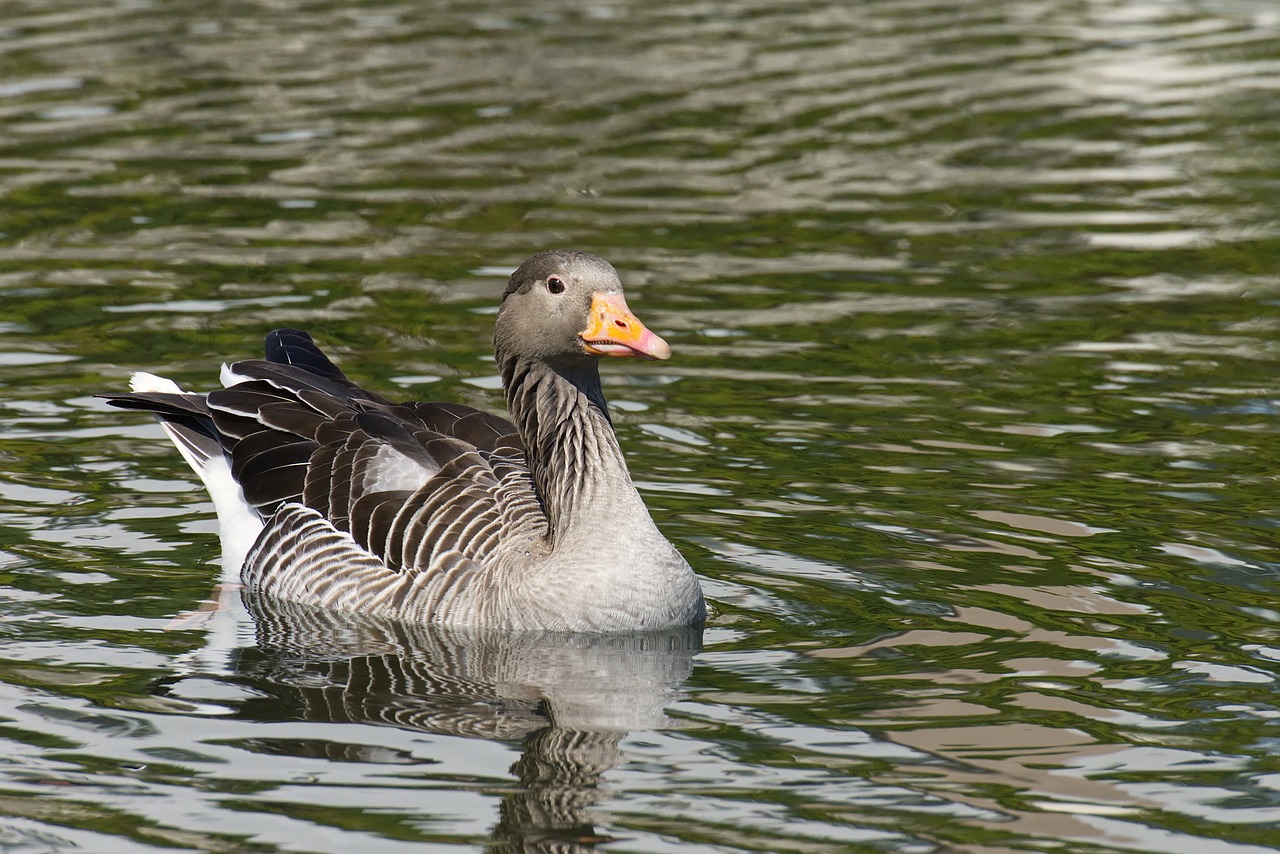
[546,276,566,295]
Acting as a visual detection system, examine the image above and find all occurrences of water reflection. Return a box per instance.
[169,590,701,852]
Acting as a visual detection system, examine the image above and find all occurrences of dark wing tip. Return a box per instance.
[264,328,349,382]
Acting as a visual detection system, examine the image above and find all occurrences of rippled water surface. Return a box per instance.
[3,0,1280,851]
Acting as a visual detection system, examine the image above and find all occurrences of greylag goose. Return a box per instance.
[102,250,706,632]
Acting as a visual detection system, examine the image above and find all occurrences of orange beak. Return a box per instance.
[580,292,671,360]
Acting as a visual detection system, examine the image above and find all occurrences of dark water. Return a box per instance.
[2,0,1280,850]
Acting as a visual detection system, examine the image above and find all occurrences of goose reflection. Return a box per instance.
[189,590,701,851]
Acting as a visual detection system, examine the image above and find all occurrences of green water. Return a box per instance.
[2,0,1280,850]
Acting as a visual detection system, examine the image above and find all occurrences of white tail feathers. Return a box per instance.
[220,363,252,388]
[130,371,186,395]
[125,370,264,580]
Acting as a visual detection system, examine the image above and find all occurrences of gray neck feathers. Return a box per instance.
[501,356,633,546]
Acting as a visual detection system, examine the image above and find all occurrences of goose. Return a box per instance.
[102,250,706,632]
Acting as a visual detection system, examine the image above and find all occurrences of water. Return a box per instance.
[2,0,1280,850]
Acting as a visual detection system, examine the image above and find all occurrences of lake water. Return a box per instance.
[2,0,1280,851]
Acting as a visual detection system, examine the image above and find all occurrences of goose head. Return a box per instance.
[494,250,670,367]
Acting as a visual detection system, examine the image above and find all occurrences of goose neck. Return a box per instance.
[502,357,638,544]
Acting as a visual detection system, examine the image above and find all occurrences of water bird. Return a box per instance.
[101,250,706,632]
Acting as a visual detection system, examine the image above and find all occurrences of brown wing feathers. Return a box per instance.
[104,328,548,586]
[235,337,546,572]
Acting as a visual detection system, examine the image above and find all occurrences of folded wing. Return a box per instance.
[104,330,548,594]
